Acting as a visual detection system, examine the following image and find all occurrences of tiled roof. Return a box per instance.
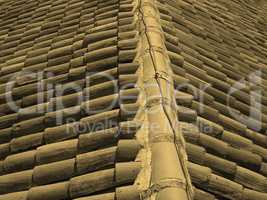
[0,0,266,200]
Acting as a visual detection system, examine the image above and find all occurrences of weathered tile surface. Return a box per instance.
[0,0,267,199]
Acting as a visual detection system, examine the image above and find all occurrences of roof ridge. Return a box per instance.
[136,0,194,199]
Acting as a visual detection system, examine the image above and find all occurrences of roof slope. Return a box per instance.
[160,0,267,199]
[0,0,145,199]
[0,0,266,200]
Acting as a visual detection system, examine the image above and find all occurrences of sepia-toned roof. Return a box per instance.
[0,0,266,200]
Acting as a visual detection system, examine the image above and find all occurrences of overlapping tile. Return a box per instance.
[0,0,267,199]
